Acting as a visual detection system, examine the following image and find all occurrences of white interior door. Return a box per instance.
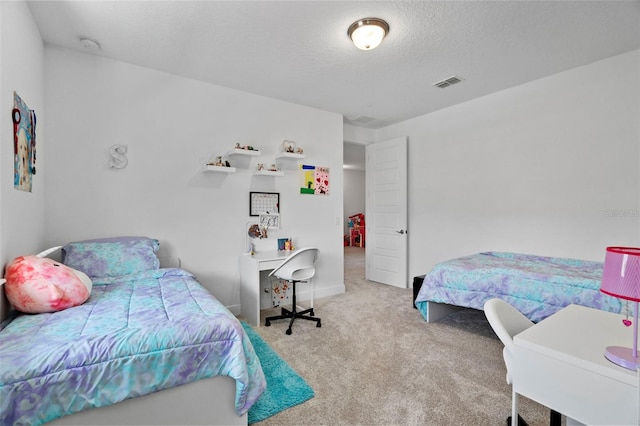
[365,137,408,288]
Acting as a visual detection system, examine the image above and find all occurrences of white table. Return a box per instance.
[239,251,290,326]
[513,304,639,425]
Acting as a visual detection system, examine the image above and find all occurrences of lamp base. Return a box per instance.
[605,346,640,370]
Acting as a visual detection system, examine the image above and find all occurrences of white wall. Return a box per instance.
[376,50,640,281]
[344,123,375,145]
[0,1,47,319]
[43,47,345,311]
[0,1,46,259]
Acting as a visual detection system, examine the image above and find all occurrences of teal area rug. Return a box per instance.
[242,322,315,424]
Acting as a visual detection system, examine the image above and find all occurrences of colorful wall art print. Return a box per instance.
[12,92,37,192]
[299,164,330,195]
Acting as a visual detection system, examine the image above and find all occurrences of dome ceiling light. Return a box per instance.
[348,18,389,50]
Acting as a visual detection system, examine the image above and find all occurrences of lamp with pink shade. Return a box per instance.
[599,246,640,370]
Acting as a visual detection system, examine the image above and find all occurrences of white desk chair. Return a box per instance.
[265,248,321,335]
[484,298,562,426]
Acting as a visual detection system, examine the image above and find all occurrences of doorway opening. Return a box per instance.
[343,141,366,282]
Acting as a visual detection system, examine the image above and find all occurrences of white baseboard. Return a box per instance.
[313,284,346,300]
[227,304,242,316]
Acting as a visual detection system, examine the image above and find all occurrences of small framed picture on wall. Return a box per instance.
[259,212,280,229]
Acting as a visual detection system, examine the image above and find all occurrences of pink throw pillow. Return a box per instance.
[4,255,92,314]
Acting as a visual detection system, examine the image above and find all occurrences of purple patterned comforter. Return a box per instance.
[415,251,622,322]
[0,268,266,426]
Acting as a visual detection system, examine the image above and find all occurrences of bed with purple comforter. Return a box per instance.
[0,268,266,426]
[415,251,622,322]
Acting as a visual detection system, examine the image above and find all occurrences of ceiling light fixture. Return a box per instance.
[348,18,389,50]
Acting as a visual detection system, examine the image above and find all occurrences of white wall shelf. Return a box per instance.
[253,170,284,177]
[275,152,305,160]
[203,165,236,173]
[226,148,260,156]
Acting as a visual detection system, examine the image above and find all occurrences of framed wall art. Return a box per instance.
[299,164,330,195]
[13,91,37,192]
[259,212,280,229]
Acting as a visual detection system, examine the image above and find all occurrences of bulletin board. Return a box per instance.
[249,192,279,216]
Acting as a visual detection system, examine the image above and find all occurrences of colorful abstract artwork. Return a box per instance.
[299,164,330,195]
[12,92,37,192]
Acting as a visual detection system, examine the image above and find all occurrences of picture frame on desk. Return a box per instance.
[249,192,279,217]
[278,238,292,251]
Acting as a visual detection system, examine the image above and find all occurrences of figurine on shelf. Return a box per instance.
[295,147,304,154]
[257,163,264,171]
[234,142,256,151]
[207,156,226,167]
[282,140,296,153]
[268,164,278,172]
[225,160,231,167]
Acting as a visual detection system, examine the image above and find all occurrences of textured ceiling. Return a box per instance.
[28,0,640,131]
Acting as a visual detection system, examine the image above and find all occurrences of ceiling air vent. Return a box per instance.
[433,75,463,88]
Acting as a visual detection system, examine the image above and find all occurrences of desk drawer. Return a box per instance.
[260,260,283,271]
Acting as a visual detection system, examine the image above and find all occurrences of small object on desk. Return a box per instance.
[278,238,293,251]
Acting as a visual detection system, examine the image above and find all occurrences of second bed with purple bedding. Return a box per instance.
[415,251,622,323]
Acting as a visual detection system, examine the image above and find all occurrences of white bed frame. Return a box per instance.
[47,375,246,425]
[421,300,465,322]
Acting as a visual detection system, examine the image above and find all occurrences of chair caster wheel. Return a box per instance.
[309,310,314,316]
[265,321,271,327]
[316,321,321,328]
[286,328,292,335]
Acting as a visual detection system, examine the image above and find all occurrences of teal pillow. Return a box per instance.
[62,237,160,278]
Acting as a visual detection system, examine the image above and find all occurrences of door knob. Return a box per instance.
[396,230,407,234]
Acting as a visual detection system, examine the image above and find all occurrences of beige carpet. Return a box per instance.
[246,246,551,425]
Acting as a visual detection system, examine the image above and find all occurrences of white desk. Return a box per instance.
[239,251,290,327]
[513,304,638,425]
